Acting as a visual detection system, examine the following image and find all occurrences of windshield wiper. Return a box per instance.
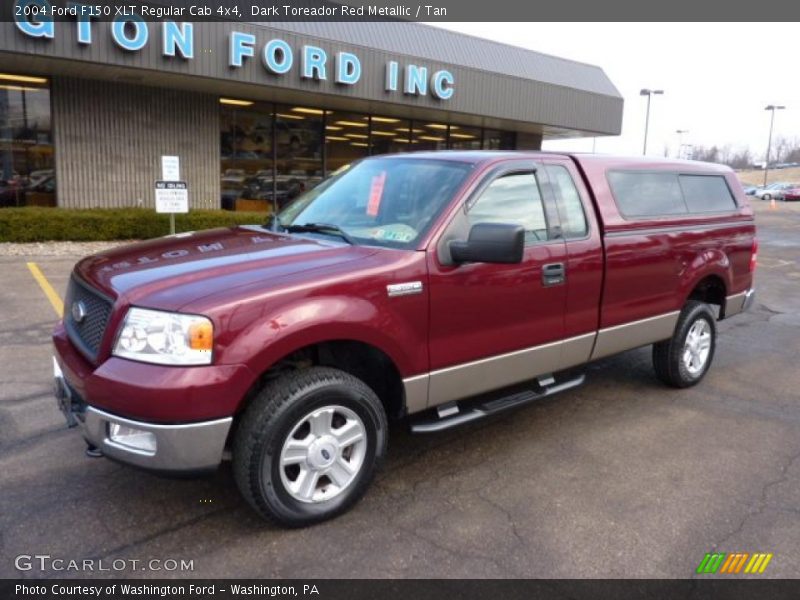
[285,222,357,245]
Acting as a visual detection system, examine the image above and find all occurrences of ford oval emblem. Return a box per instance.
[71,301,87,323]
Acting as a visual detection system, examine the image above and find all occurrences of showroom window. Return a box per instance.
[326,111,370,173]
[484,129,516,150]
[0,74,55,208]
[448,124,482,150]
[413,122,448,151]
[220,98,273,212]
[372,118,414,155]
[274,106,323,212]
[369,115,413,156]
[219,98,520,211]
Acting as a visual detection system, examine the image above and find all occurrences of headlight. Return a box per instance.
[113,307,213,366]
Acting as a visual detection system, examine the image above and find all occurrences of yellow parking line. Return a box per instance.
[26,262,63,317]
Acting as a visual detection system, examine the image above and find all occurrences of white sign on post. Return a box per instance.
[161,155,180,181]
[155,181,189,214]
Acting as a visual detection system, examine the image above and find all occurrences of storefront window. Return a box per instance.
[220,99,273,211]
[483,129,517,150]
[0,75,55,208]
[274,105,323,211]
[220,98,522,211]
[370,116,413,155]
[413,122,448,151]
[448,124,482,150]
[326,111,370,172]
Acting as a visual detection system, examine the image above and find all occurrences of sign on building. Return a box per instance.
[161,155,180,181]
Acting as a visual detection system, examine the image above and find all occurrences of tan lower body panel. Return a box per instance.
[403,310,683,415]
[402,373,430,415]
[403,332,596,414]
[724,291,747,317]
[589,311,680,361]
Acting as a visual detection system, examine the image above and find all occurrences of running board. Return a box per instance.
[410,374,586,434]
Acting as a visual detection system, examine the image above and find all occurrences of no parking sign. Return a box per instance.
[155,181,188,214]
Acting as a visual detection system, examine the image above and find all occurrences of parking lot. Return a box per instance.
[1,200,799,579]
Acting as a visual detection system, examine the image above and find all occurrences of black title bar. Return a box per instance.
[3,0,800,22]
[3,579,800,600]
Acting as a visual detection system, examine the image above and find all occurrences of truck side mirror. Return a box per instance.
[449,223,525,265]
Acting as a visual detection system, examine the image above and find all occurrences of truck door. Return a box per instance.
[426,161,568,407]
[540,159,604,368]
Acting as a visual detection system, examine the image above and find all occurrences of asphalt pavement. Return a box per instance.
[1,200,798,579]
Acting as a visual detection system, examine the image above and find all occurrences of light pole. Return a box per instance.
[763,104,785,188]
[675,129,689,159]
[640,88,664,155]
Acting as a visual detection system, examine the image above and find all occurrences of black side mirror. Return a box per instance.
[449,223,525,265]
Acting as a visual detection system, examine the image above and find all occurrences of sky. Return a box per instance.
[430,22,800,159]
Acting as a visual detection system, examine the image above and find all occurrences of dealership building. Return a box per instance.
[0,17,623,211]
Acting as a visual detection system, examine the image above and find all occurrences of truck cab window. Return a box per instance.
[546,165,588,238]
[467,172,548,242]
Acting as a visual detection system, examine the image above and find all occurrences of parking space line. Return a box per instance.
[26,262,64,317]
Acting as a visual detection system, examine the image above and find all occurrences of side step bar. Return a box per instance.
[410,374,586,434]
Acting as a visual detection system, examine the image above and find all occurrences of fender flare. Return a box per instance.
[678,248,732,308]
[223,295,418,383]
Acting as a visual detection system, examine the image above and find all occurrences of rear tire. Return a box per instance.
[652,301,716,388]
[763,193,771,201]
[233,366,388,527]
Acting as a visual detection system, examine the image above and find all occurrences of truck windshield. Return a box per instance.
[276,158,473,248]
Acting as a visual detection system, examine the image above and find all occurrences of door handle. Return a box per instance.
[542,262,566,287]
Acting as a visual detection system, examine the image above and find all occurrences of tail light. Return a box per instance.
[749,238,758,272]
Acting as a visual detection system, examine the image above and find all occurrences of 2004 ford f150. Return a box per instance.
[53,151,757,526]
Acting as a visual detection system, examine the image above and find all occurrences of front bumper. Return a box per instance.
[54,358,232,473]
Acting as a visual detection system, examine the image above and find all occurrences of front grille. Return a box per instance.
[64,276,114,362]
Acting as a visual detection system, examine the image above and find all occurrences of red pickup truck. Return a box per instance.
[53,151,756,526]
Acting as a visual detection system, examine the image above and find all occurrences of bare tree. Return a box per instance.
[692,145,720,164]
[689,145,753,169]
[774,136,800,163]
[727,148,753,169]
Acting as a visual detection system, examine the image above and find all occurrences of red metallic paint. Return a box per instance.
[53,151,756,425]
[54,323,255,422]
[540,158,604,339]
[570,155,755,327]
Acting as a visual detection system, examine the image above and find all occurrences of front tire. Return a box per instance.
[652,301,716,388]
[233,367,388,527]
[763,193,771,201]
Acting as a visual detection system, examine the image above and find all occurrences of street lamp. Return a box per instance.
[640,88,664,155]
[676,129,689,159]
[763,104,786,188]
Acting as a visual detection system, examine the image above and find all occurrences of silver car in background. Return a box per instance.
[754,182,797,201]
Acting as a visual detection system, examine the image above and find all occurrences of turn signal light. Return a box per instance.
[750,238,758,272]
[189,321,213,351]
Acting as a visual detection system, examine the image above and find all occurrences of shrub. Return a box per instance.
[0,208,268,242]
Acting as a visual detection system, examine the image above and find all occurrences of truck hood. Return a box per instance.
[75,226,377,311]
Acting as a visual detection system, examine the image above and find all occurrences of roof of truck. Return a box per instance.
[376,150,732,173]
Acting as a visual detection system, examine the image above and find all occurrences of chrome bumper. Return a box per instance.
[53,358,232,473]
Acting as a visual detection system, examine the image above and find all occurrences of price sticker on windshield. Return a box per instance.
[367,172,386,217]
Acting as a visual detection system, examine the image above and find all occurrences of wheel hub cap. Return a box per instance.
[307,437,338,469]
[682,318,711,376]
[278,405,367,504]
